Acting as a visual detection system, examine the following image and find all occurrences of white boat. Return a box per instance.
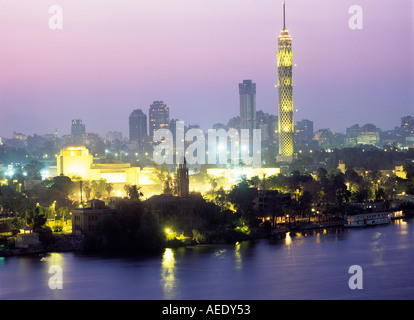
[344,212,391,228]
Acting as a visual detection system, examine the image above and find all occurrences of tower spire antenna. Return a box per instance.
[283,1,286,30]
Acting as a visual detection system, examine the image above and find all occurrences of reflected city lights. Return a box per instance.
[394,218,408,235]
[234,242,242,270]
[371,232,385,267]
[394,219,408,226]
[161,248,177,299]
[40,252,64,267]
[285,232,292,246]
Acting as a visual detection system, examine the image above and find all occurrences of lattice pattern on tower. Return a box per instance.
[277,13,294,157]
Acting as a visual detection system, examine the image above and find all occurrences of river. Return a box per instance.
[1,218,413,300]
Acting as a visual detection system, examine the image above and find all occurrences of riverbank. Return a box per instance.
[0,234,84,257]
[0,219,353,257]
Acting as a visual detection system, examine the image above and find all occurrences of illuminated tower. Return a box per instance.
[277,2,294,157]
[176,158,189,198]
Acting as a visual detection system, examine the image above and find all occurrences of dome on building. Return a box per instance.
[62,144,88,151]
[60,145,90,157]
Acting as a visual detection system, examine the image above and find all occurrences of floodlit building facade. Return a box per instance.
[56,145,156,197]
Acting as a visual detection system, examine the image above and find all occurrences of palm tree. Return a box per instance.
[209,177,218,193]
[25,208,47,233]
[127,185,144,201]
[105,183,114,197]
[247,176,261,189]
[83,185,91,201]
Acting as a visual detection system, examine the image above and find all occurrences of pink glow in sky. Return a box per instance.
[0,0,413,137]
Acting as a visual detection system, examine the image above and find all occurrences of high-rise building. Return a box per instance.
[401,116,414,136]
[106,131,123,144]
[357,123,380,146]
[239,80,256,133]
[256,110,278,142]
[295,119,314,143]
[149,101,169,138]
[129,109,147,144]
[71,119,85,136]
[277,2,294,157]
[345,124,360,147]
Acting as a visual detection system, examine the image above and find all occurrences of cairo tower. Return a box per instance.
[277,2,294,157]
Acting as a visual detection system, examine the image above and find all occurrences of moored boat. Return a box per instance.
[344,212,391,228]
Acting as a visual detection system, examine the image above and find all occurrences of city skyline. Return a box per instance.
[2,105,413,141]
[0,0,413,138]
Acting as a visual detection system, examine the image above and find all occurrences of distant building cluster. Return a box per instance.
[1,111,413,170]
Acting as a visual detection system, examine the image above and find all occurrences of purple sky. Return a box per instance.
[0,0,413,138]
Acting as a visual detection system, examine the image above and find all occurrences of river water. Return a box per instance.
[1,218,413,300]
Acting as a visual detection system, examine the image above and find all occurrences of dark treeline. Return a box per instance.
[325,147,414,171]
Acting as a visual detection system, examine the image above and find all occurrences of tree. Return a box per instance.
[83,200,164,253]
[93,214,122,250]
[105,183,113,197]
[298,191,313,220]
[316,167,328,185]
[247,176,261,189]
[209,177,218,193]
[84,185,91,201]
[58,206,70,221]
[351,179,374,202]
[25,207,47,233]
[24,160,44,180]
[135,212,165,252]
[163,176,173,195]
[303,180,323,207]
[126,185,143,201]
[320,171,350,206]
[405,164,414,181]
[27,175,74,211]
[213,187,232,212]
[332,172,350,205]
[50,175,75,198]
[228,179,258,227]
[91,179,107,199]
[0,186,35,216]
[345,168,362,188]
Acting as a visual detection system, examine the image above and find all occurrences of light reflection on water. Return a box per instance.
[1,219,414,300]
[234,242,242,270]
[161,248,176,299]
